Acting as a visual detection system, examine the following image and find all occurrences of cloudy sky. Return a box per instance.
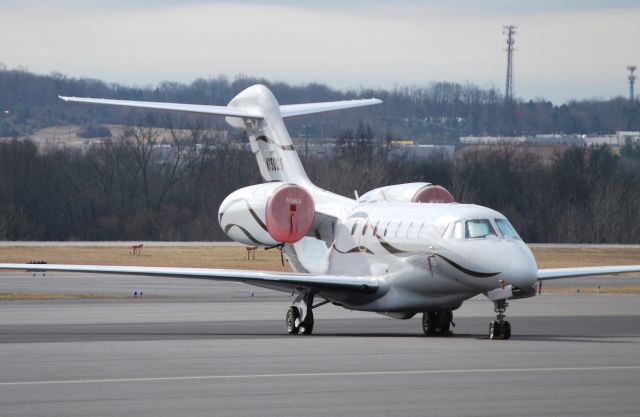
[1,0,639,103]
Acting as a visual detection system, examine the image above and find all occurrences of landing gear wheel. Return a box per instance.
[422,311,453,336]
[489,299,511,340]
[299,310,314,335]
[489,321,499,339]
[286,307,300,334]
[489,320,511,340]
[503,321,511,340]
[422,313,436,336]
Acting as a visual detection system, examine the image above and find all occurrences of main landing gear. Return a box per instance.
[422,310,454,336]
[489,299,511,340]
[286,306,314,334]
[286,292,328,335]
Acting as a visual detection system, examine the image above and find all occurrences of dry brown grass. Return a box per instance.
[530,246,640,269]
[0,245,288,271]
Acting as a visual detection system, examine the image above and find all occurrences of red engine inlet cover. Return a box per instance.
[412,185,455,203]
[265,184,315,243]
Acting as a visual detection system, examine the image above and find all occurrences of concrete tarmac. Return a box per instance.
[1,272,640,416]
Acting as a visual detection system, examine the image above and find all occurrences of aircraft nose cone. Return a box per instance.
[502,242,538,289]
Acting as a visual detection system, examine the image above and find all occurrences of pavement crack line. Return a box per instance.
[1,365,640,387]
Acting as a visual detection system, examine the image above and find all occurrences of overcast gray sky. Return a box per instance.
[1,0,639,103]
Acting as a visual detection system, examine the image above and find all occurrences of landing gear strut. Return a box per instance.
[299,309,314,335]
[286,292,322,335]
[489,299,511,340]
[422,310,454,336]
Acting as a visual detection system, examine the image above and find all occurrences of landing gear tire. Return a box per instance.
[287,292,324,335]
[286,306,314,335]
[489,299,511,340]
[504,321,511,339]
[286,307,300,334]
[489,320,511,340]
[422,311,453,337]
[422,314,435,336]
[299,310,314,335]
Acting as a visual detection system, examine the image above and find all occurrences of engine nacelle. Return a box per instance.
[219,183,315,246]
[357,182,454,204]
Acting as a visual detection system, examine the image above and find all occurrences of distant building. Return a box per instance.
[459,136,526,145]
[288,139,455,160]
[460,132,640,147]
[615,131,640,144]
[293,140,336,158]
[387,143,455,160]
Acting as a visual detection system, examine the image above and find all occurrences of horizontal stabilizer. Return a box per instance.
[59,94,381,119]
[58,96,264,119]
[280,98,382,118]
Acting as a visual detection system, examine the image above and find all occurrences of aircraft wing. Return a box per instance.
[538,265,640,281]
[58,96,264,119]
[0,263,379,294]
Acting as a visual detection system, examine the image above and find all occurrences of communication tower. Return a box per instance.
[503,25,517,102]
[628,66,637,100]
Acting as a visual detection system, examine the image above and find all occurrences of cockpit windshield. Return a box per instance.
[465,219,497,239]
[448,219,498,239]
[495,218,521,240]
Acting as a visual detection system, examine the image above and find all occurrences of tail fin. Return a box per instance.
[60,84,381,185]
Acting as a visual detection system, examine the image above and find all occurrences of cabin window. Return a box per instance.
[384,220,391,237]
[351,221,359,235]
[362,222,369,236]
[406,221,414,238]
[495,218,521,240]
[373,220,381,236]
[465,219,497,239]
[393,221,403,238]
[418,222,426,238]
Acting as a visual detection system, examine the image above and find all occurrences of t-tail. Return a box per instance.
[59,84,382,186]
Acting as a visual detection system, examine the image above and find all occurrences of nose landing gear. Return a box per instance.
[489,299,511,340]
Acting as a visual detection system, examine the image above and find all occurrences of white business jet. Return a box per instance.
[2,84,640,339]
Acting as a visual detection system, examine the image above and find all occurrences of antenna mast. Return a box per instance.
[628,66,637,100]
[503,25,517,102]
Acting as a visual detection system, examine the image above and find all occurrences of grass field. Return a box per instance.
[1,244,640,298]
[0,245,289,271]
[531,246,640,269]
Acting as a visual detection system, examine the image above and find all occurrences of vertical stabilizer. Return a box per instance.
[226,85,311,185]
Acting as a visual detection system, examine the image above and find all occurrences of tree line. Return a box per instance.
[1,65,639,142]
[2,116,640,243]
